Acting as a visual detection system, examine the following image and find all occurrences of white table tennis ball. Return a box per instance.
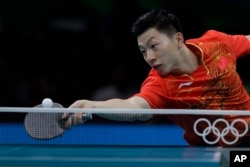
[42,98,53,108]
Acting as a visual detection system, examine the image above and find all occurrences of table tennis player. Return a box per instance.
[63,9,250,146]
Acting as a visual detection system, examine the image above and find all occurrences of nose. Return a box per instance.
[145,50,156,64]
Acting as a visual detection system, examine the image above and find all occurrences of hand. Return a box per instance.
[61,100,93,129]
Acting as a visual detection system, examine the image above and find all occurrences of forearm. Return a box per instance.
[69,97,153,121]
[96,113,152,121]
[89,98,147,108]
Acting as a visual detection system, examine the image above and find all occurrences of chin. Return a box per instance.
[158,71,169,77]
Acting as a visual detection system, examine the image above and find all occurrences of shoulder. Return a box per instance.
[140,68,168,88]
[140,69,172,97]
[141,69,161,86]
[186,30,229,43]
[186,30,250,59]
[202,29,227,36]
[147,68,167,81]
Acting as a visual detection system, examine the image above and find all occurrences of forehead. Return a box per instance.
[137,28,169,46]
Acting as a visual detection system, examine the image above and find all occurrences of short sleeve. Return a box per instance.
[230,35,250,58]
[134,69,168,109]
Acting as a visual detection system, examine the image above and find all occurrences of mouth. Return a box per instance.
[153,64,162,70]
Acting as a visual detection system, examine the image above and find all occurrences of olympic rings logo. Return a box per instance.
[193,118,248,145]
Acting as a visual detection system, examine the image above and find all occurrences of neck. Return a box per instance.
[172,46,199,75]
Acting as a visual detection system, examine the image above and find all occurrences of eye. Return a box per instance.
[140,50,146,54]
[151,43,158,49]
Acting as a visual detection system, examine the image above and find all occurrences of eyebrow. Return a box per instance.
[146,37,156,44]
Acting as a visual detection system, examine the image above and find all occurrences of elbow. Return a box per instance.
[246,35,250,42]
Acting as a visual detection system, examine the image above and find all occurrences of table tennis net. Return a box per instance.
[0,107,250,147]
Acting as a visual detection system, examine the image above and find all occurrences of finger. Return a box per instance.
[72,113,85,125]
[68,100,82,108]
[59,113,73,130]
[63,117,73,129]
[61,113,70,119]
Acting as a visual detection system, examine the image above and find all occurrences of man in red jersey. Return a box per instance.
[64,9,250,146]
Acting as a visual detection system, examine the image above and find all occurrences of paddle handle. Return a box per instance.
[59,113,92,129]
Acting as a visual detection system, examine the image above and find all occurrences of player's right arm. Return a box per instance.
[63,96,152,128]
[246,35,250,41]
[69,96,150,109]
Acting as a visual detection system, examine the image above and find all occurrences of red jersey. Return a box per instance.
[134,30,250,146]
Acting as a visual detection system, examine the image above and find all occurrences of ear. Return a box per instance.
[175,32,184,48]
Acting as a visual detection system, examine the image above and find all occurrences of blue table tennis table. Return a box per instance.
[0,144,227,167]
[0,121,246,167]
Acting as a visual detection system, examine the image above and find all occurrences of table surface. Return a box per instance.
[0,144,225,167]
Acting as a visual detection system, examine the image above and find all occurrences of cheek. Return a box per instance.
[160,51,177,65]
[158,49,172,59]
[160,44,178,58]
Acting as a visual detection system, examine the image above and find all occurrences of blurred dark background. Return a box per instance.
[0,0,250,121]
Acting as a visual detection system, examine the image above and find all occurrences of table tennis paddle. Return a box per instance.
[24,102,92,140]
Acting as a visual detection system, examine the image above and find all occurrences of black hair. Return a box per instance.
[131,9,182,38]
